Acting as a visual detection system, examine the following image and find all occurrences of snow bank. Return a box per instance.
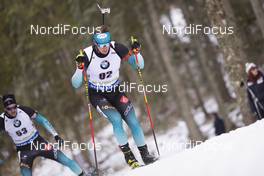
[125,120,264,176]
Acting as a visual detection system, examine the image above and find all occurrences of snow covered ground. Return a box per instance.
[32,118,264,176]
[32,120,189,176]
[124,120,264,176]
[32,95,249,176]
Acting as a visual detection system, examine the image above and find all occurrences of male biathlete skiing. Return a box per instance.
[71,25,157,169]
[0,94,92,176]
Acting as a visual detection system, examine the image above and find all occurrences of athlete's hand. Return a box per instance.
[76,62,84,70]
[130,36,141,53]
[54,135,64,147]
[75,50,85,69]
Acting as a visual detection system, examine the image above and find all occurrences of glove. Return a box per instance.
[130,36,141,53]
[54,135,64,147]
[75,50,86,69]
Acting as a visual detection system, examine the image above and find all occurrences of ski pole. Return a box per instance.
[97,2,110,25]
[131,36,160,156]
[79,2,110,174]
[82,68,99,173]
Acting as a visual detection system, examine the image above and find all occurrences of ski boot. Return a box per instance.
[120,143,141,169]
[138,145,158,165]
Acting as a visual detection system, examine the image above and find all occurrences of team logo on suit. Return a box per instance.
[100,60,110,69]
[13,119,21,128]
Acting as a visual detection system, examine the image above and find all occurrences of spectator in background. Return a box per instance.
[245,63,264,120]
[211,112,226,136]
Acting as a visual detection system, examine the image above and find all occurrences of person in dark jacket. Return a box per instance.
[245,63,264,120]
[211,113,226,136]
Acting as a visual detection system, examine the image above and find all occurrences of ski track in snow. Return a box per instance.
[124,120,264,176]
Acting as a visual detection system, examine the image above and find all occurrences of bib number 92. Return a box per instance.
[99,71,112,80]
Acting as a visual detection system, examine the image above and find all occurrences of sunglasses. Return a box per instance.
[6,105,17,111]
[97,43,110,48]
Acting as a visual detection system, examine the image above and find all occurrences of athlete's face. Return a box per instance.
[97,44,110,55]
[5,104,17,117]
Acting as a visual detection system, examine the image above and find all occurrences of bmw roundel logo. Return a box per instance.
[100,60,110,69]
[13,119,21,128]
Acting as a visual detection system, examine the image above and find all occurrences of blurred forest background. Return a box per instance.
[0,0,264,175]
